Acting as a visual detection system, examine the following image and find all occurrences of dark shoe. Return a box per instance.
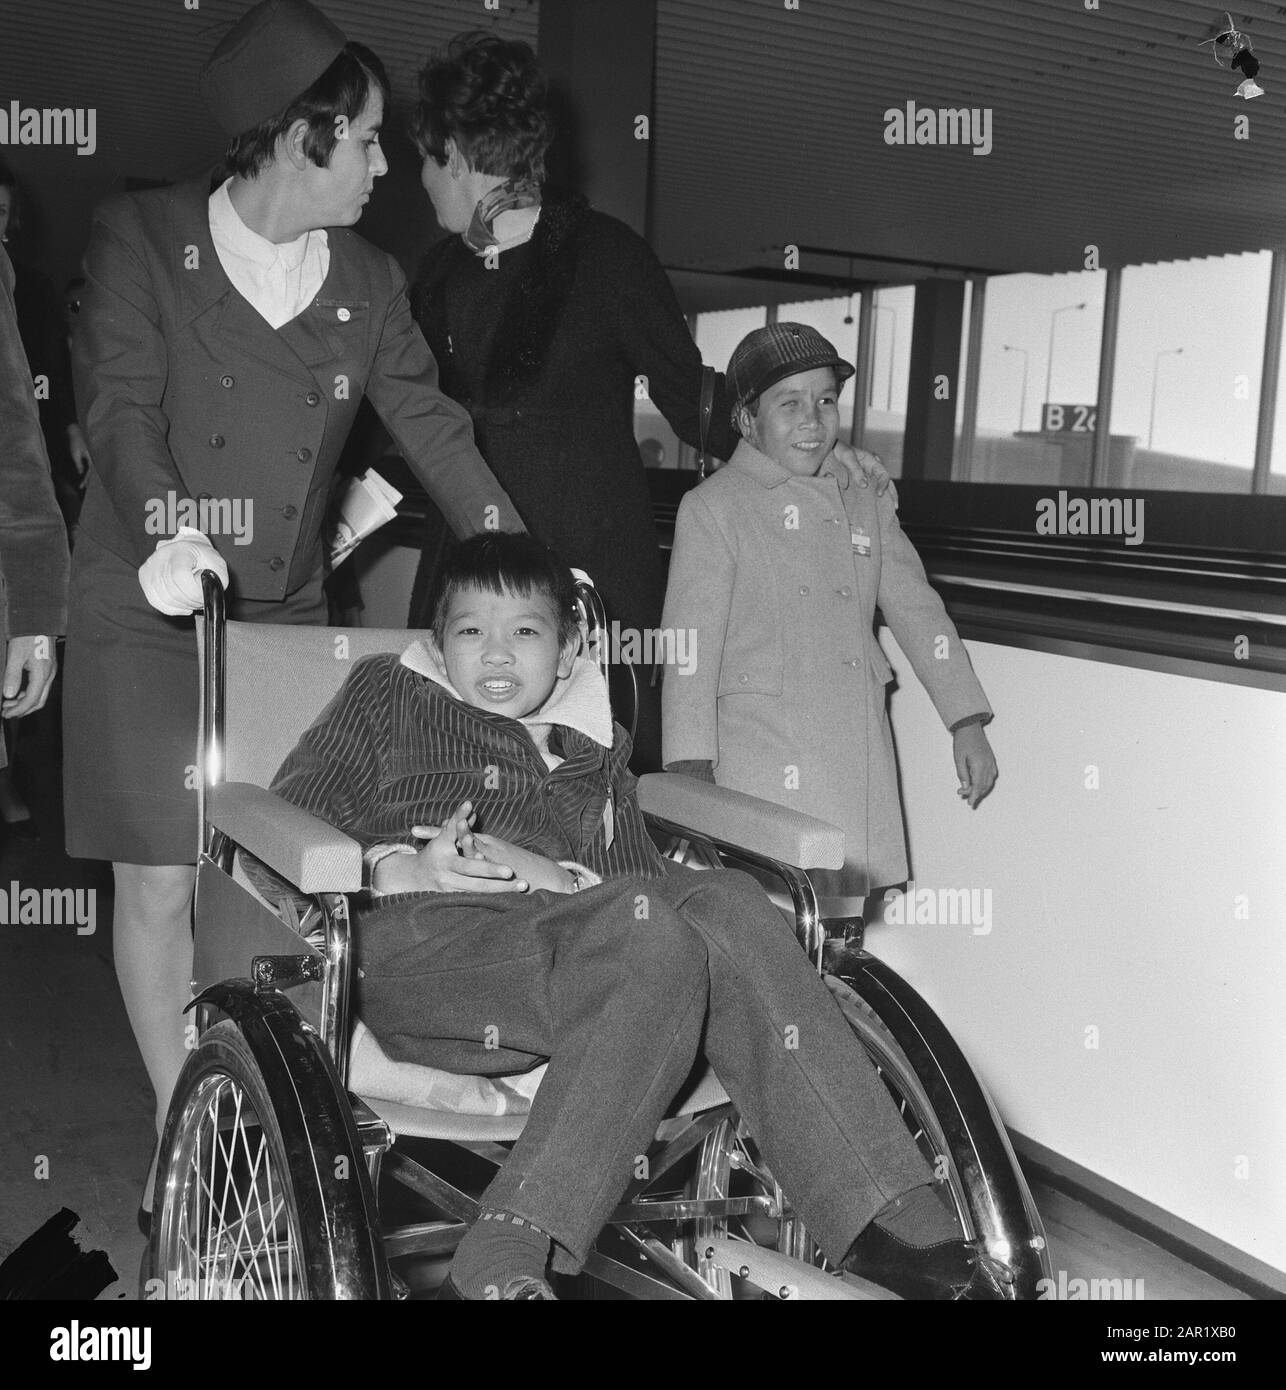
[437,1272,556,1301]
[841,1222,1007,1300]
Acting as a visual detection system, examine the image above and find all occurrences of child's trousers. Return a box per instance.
[355,866,934,1273]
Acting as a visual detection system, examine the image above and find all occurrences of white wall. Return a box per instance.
[869,634,1286,1275]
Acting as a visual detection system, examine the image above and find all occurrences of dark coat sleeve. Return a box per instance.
[270,655,391,841]
[608,224,738,461]
[240,656,393,903]
[363,251,525,538]
[0,251,69,639]
[72,194,198,566]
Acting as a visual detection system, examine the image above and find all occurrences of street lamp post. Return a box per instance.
[1003,345,1029,431]
[1148,347,1184,450]
[1045,302,1087,415]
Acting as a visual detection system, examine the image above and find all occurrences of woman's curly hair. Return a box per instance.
[411,31,553,181]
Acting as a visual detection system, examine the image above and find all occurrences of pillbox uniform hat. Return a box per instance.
[200,0,347,136]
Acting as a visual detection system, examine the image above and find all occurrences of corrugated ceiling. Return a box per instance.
[1,0,1283,294]
[650,0,1286,279]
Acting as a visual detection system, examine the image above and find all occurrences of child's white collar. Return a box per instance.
[399,639,615,750]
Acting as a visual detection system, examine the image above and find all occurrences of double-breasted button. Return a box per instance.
[209,433,225,448]
[838,587,852,597]
[738,673,749,684]
[282,505,298,519]
[305,391,321,407]
[269,556,285,572]
[845,658,859,668]
[296,447,312,462]
[799,585,810,596]
[219,374,234,389]
[828,516,841,524]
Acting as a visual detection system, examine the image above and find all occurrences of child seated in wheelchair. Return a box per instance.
[259,531,1002,1300]
[662,323,998,926]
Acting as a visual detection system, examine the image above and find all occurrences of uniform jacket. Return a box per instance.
[0,249,70,768]
[661,439,991,895]
[407,190,736,637]
[72,178,521,602]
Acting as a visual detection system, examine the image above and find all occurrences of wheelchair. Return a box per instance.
[143,569,1051,1301]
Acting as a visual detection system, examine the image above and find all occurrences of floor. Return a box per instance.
[0,706,1252,1302]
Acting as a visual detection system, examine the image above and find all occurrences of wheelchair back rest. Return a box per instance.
[206,622,433,789]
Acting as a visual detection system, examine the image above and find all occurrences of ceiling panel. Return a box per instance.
[649,0,1286,279]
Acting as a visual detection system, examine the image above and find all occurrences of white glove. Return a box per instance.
[138,527,229,615]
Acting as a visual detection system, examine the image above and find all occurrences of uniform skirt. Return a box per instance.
[62,531,327,865]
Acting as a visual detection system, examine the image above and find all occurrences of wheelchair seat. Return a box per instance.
[196,615,735,1140]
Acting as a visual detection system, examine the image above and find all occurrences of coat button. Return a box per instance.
[846,658,859,668]
[282,505,298,519]
[220,374,234,389]
[838,587,852,597]
[336,307,351,322]
[209,433,224,448]
[296,447,312,462]
[799,585,809,595]
[738,673,749,684]
[269,557,285,571]
[305,391,320,406]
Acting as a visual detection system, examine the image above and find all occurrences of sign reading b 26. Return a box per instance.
[1041,403,1097,433]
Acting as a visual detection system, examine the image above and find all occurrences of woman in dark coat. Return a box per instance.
[406,33,738,770]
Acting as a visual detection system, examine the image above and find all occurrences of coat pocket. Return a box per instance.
[716,640,784,697]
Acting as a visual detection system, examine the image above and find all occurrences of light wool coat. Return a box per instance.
[661,440,991,902]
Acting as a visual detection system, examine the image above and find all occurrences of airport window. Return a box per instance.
[1109,252,1270,493]
[863,284,915,477]
[964,269,1107,487]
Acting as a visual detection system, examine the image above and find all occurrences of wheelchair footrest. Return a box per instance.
[700,1237,899,1301]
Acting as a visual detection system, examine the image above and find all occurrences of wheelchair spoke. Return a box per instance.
[158,1062,308,1300]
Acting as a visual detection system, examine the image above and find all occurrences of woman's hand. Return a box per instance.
[830,442,895,498]
[953,725,998,809]
[374,801,530,894]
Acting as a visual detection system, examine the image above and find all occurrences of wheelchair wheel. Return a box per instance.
[682,987,1045,1299]
[150,1020,355,1300]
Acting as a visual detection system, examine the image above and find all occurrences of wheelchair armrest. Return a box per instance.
[208,782,363,894]
[636,774,844,872]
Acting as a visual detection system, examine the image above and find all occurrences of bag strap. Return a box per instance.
[696,365,717,478]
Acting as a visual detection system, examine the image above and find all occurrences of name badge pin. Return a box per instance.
[851,526,872,556]
[336,307,351,322]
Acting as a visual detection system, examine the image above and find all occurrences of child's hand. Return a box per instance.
[953,725,998,809]
[378,801,530,894]
[470,833,577,894]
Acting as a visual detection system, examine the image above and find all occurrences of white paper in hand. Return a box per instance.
[330,470,403,566]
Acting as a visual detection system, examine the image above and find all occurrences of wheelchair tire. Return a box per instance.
[684,980,1050,1299]
[147,1015,383,1300]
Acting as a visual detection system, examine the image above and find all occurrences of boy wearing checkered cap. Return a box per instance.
[662,323,997,920]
